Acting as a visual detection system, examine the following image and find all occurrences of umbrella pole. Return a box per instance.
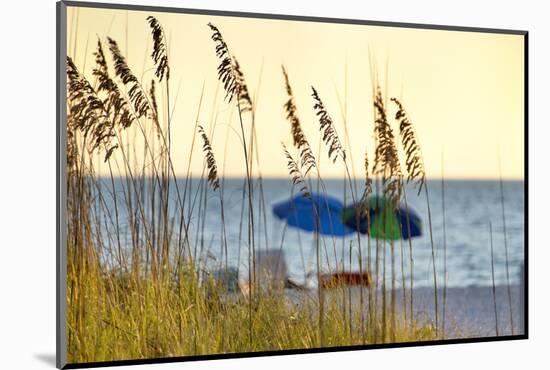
[349,241,353,342]
[399,236,407,327]
[382,240,387,342]
[374,237,380,342]
[315,231,325,347]
[401,187,415,336]
[424,182,439,336]
[391,240,396,342]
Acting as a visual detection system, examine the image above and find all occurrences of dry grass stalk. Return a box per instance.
[489,223,499,336]
[93,39,134,129]
[441,153,448,338]
[148,79,162,139]
[372,87,402,207]
[391,97,426,195]
[207,22,256,346]
[107,37,151,119]
[198,125,220,191]
[67,56,117,162]
[360,152,373,210]
[207,23,252,114]
[147,16,170,82]
[311,87,346,163]
[498,157,514,335]
[282,66,316,175]
[233,58,253,113]
[282,143,310,198]
[389,96,438,334]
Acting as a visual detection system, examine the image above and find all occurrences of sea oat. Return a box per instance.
[311,87,346,163]
[282,143,310,197]
[93,39,134,129]
[147,16,170,82]
[391,97,425,195]
[373,87,402,206]
[107,37,152,119]
[282,66,316,175]
[198,125,220,191]
[207,23,253,113]
[67,56,117,161]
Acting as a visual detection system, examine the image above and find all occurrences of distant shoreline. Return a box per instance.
[90,175,525,182]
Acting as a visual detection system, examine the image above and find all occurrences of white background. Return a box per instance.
[0,0,544,369]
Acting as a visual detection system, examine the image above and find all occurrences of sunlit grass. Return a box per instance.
[67,256,438,363]
[65,15,443,364]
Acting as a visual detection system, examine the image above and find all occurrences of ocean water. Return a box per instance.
[94,178,525,289]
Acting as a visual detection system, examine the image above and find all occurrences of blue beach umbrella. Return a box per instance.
[272,192,355,237]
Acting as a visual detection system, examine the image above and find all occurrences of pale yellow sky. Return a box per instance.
[67,6,525,179]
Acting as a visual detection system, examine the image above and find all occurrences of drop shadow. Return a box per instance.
[34,353,57,367]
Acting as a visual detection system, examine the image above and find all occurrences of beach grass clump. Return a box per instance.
[65,16,442,364]
[67,262,438,362]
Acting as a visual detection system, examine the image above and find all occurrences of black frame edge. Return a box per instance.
[523,32,529,339]
[62,0,527,35]
[62,335,528,369]
[57,1,68,369]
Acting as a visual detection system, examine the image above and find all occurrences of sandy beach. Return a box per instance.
[316,284,524,339]
[407,285,524,338]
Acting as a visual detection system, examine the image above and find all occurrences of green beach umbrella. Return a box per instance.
[341,196,422,240]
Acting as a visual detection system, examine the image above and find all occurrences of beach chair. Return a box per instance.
[255,249,289,292]
[319,271,371,289]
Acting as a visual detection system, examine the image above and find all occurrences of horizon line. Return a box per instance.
[92,174,525,181]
